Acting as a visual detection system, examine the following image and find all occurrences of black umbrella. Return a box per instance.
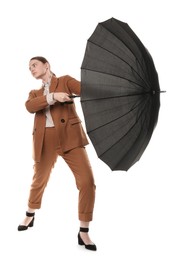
[80,17,164,171]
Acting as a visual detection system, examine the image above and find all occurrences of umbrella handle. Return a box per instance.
[62,95,80,104]
[69,95,80,98]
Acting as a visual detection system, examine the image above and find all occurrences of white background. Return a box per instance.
[0,0,177,259]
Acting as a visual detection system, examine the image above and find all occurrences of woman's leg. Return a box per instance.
[19,128,58,227]
[62,147,96,244]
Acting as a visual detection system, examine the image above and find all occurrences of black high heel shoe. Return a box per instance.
[78,227,97,251]
[18,211,35,231]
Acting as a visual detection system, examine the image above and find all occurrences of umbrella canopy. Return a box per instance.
[80,17,163,171]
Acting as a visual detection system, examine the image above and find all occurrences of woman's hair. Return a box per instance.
[30,56,56,76]
[30,56,49,64]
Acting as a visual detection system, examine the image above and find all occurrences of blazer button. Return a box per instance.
[61,119,65,123]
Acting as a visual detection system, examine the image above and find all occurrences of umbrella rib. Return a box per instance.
[114,97,153,169]
[86,95,147,133]
[95,23,152,87]
[81,89,156,102]
[87,39,150,90]
[81,68,146,92]
[97,96,151,159]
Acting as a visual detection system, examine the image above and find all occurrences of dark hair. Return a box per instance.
[30,56,49,64]
[30,56,56,76]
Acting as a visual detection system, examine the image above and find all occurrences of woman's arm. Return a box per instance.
[25,90,49,113]
[67,76,81,96]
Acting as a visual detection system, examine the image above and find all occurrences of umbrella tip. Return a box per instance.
[152,90,166,95]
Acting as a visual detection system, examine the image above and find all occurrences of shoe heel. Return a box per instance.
[78,233,85,245]
[29,217,34,227]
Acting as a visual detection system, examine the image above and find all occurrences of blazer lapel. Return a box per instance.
[50,76,58,93]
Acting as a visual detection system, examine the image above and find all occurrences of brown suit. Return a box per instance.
[25,75,89,162]
[25,75,95,222]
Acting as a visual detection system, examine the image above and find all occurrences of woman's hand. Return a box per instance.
[53,92,72,103]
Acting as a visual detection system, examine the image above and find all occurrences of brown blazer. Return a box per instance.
[25,75,89,162]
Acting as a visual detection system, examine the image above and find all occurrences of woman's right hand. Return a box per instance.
[53,92,72,103]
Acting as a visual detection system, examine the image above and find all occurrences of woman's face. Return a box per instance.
[29,59,48,79]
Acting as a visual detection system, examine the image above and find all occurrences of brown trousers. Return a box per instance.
[28,127,96,222]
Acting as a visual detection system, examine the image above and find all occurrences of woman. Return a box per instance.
[18,56,97,251]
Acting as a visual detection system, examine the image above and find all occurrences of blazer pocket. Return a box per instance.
[69,118,82,125]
